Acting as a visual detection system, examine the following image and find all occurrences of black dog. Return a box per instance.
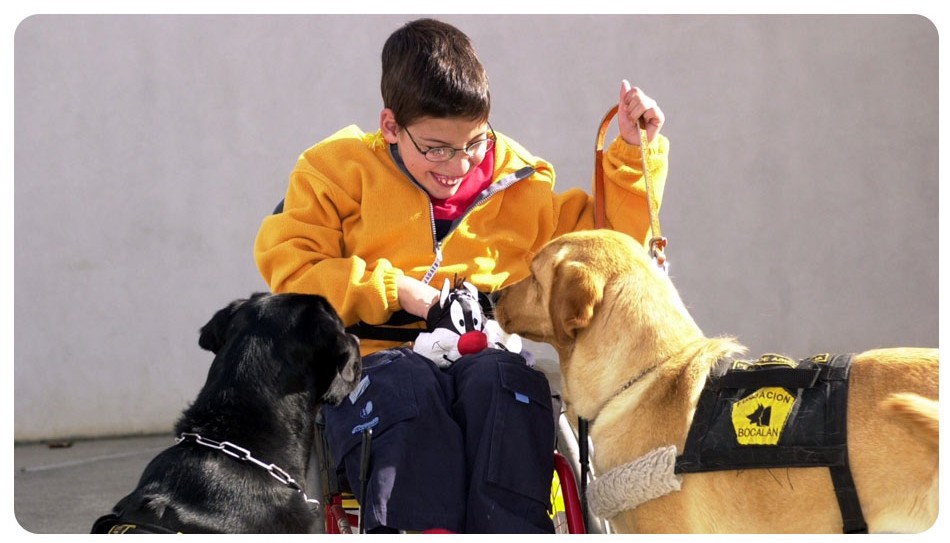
[91,292,361,533]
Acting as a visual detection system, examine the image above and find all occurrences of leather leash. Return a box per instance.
[581,104,670,529]
[593,104,668,268]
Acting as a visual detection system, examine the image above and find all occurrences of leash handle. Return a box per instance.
[593,105,617,230]
[593,104,668,268]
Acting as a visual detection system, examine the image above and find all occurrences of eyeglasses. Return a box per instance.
[402,123,496,163]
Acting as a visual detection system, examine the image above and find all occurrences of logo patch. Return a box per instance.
[108,524,137,534]
[348,375,370,404]
[359,400,374,419]
[731,387,797,445]
[351,416,379,435]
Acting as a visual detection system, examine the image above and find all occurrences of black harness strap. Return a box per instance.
[346,322,423,342]
[715,365,821,390]
[674,353,868,533]
[824,353,868,534]
[91,513,182,534]
[830,459,868,533]
[346,310,424,342]
[346,291,498,343]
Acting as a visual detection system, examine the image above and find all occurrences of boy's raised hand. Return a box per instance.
[617,79,664,146]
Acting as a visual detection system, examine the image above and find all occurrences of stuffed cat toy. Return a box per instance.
[413,279,524,368]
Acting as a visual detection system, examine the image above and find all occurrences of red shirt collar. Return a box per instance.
[430,150,495,221]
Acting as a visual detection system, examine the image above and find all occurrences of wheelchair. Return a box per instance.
[269,196,605,533]
[308,400,599,534]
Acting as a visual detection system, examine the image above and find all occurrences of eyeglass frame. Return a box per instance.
[401,122,496,163]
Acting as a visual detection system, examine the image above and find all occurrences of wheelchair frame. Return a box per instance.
[309,408,597,534]
[273,196,600,533]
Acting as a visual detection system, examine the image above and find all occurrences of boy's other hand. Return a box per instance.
[396,275,441,319]
[617,80,665,146]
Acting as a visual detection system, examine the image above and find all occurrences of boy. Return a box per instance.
[254,18,668,533]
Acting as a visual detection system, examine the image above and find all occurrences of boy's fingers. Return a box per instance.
[619,79,632,107]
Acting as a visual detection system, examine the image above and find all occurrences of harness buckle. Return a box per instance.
[649,236,669,274]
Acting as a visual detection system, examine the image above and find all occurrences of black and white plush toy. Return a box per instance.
[413,279,523,368]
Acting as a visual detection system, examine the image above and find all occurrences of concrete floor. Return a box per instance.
[13,434,173,534]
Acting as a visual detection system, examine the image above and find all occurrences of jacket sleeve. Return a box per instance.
[551,133,669,247]
[253,162,404,328]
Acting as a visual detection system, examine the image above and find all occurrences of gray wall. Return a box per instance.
[14,15,938,442]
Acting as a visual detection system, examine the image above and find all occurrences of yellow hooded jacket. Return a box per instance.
[255,125,668,355]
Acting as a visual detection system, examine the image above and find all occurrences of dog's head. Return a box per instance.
[198,292,361,406]
[496,230,708,418]
[496,230,698,353]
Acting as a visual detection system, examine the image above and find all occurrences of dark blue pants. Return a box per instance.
[323,347,555,533]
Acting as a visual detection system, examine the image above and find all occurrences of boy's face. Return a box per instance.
[381,111,492,200]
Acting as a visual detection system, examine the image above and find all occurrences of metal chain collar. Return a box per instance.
[175,432,320,509]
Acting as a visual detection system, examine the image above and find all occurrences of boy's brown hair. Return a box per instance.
[381,18,491,126]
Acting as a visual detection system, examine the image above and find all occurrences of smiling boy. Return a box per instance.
[254,17,668,533]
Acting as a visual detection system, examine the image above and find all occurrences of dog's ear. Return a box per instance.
[549,261,605,347]
[198,294,262,353]
[199,303,239,354]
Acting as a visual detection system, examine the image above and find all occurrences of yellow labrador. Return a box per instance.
[495,230,937,533]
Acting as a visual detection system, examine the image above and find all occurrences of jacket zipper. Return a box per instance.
[421,165,535,284]
[421,202,442,284]
[389,144,535,285]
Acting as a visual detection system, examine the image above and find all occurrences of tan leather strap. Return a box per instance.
[593,104,667,266]
[593,105,618,230]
